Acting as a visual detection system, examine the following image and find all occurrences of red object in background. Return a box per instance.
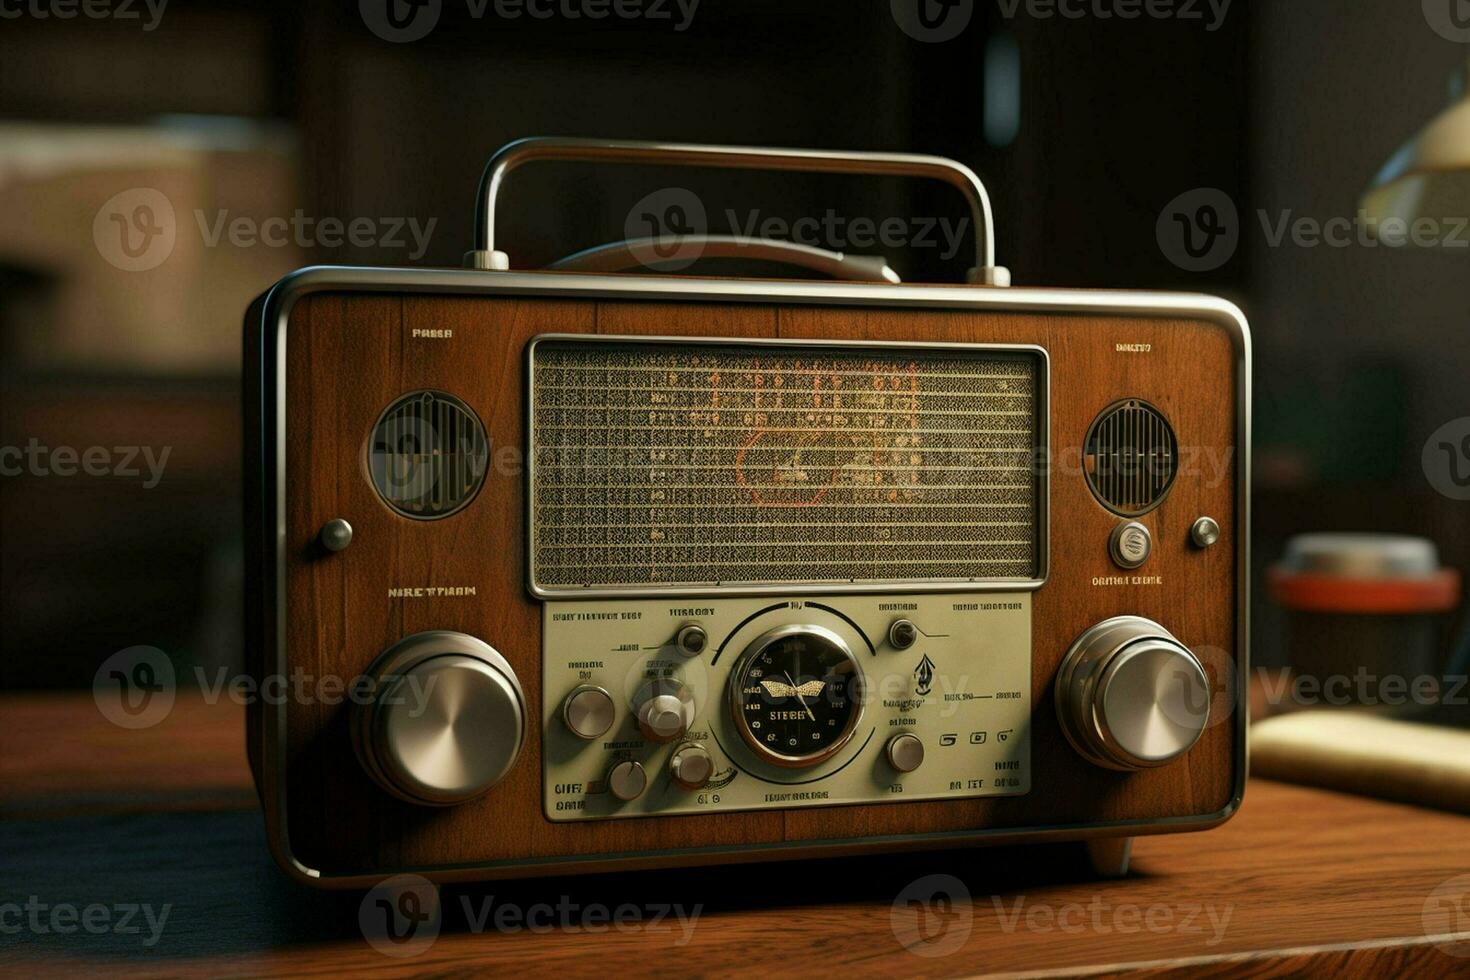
[1269,534,1462,702]
[1269,567,1461,615]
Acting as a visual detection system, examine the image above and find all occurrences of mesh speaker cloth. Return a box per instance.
[531,340,1041,590]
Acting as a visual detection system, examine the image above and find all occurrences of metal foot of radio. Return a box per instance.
[1086,837,1133,878]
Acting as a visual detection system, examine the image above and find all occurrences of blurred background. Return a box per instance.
[2,0,1468,690]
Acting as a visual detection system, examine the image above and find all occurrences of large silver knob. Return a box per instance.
[1055,616,1209,771]
[351,631,525,806]
[633,677,695,743]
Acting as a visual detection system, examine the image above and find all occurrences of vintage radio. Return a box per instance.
[244,138,1250,887]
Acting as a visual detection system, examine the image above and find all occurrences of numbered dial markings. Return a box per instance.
[730,625,863,768]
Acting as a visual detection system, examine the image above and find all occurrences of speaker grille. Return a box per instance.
[367,390,488,519]
[1084,400,1177,517]
[530,339,1043,592]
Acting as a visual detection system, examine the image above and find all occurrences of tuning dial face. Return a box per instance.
[634,678,695,743]
[729,624,863,769]
[1055,616,1210,771]
[351,631,525,806]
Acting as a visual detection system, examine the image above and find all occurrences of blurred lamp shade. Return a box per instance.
[1360,59,1470,246]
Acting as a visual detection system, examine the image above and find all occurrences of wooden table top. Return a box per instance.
[4,692,1470,978]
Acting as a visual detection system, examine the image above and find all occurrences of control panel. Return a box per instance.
[542,594,1032,821]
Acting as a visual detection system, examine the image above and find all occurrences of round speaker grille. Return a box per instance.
[1084,400,1178,517]
[367,390,488,520]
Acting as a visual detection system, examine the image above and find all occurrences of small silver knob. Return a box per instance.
[606,760,647,801]
[1109,522,1153,569]
[1055,616,1209,771]
[320,518,353,552]
[1191,516,1221,549]
[562,685,615,740]
[669,743,714,790]
[634,678,695,743]
[351,632,525,805]
[885,733,924,773]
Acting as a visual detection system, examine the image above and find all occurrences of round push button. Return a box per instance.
[1109,522,1153,570]
[669,743,714,790]
[319,518,353,552]
[885,733,925,773]
[675,624,708,658]
[888,619,919,650]
[563,686,616,740]
[1191,516,1221,549]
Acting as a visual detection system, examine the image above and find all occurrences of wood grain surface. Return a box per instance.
[4,694,1469,978]
[259,287,1243,878]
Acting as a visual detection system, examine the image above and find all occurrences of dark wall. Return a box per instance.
[0,0,1276,688]
[1249,1,1470,665]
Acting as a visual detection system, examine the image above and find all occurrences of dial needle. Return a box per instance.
[785,671,816,723]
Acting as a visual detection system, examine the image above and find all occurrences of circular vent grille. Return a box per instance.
[1084,399,1178,517]
[367,390,488,520]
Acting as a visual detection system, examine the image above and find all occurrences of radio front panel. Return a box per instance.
[542,593,1032,820]
[244,269,1249,886]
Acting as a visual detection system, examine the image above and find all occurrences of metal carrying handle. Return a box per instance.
[465,136,1010,286]
[547,234,901,283]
